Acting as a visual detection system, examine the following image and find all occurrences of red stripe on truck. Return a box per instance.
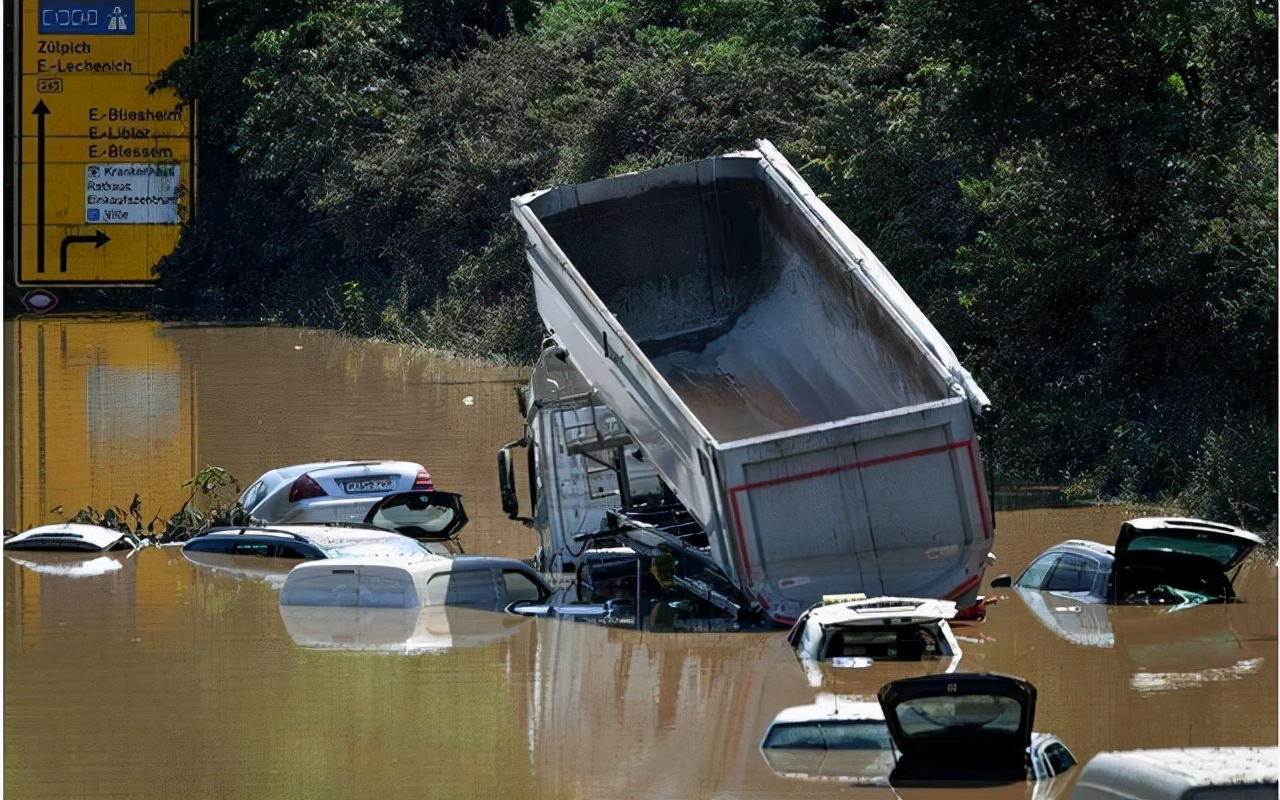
[727,438,982,588]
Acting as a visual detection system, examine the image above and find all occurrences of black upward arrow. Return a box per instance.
[32,101,49,273]
[59,230,110,272]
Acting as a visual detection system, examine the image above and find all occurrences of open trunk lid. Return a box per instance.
[1114,518,1262,573]
[363,491,468,540]
[878,673,1035,783]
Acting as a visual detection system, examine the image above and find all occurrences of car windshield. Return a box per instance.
[764,722,893,750]
[1124,535,1248,567]
[320,537,430,560]
[893,694,1022,737]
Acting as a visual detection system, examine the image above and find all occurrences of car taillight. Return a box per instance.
[412,468,433,491]
[288,474,328,503]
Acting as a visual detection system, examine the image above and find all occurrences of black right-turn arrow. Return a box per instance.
[59,230,110,272]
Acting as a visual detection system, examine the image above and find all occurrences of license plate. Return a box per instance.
[340,476,395,494]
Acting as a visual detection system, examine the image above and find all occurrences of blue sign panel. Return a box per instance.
[38,0,136,35]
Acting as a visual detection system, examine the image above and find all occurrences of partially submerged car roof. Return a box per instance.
[878,673,1036,775]
[1115,517,1262,572]
[1070,746,1278,800]
[280,556,454,608]
[4,523,141,553]
[761,697,894,785]
[186,524,434,560]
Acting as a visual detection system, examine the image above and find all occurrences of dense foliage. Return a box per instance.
[151,0,1277,533]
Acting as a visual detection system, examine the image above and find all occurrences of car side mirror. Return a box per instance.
[989,574,1013,588]
[505,600,552,617]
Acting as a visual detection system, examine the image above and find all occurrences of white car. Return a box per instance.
[238,460,435,524]
[760,694,896,786]
[279,555,552,611]
[4,523,142,553]
[1070,747,1277,800]
[761,675,1078,796]
[787,595,962,686]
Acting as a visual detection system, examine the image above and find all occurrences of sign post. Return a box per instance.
[17,0,195,286]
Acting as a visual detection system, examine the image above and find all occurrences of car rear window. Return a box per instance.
[763,722,892,750]
[893,694,1022,737]
[1125,535,1246,567]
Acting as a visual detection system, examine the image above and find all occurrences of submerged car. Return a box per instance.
[183,525,446,561]
[1070,746,1277,800]
[878,673,1077,790]
[787,596,962,686]
[183,490,469,561]
[4,523,142,553]
[279,555,552,611]
[760,695,896,786]
[762,675,1076,794]
[990,517,1263,606]
[238,460,435,524]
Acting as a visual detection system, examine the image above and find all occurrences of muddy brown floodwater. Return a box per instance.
[4,318,1276,799]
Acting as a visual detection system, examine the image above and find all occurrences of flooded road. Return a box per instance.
[5,318,1276,798]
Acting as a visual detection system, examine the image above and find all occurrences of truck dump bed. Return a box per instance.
[511,141,992,623]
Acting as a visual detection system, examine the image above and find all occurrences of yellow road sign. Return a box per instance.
[16,0,196,286]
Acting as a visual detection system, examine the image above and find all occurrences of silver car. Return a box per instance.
[238,460,435,524]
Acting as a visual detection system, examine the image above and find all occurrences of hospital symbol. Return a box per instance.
[108,7,128,31]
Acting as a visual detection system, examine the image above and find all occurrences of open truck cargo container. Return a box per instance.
[505,140,993,625]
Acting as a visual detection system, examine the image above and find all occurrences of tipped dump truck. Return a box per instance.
[501,140,993,625]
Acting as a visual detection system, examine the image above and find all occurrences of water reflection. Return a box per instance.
[280,605,533,654]
[1004,580,1273,697]
[5,550,134,578]
[180,549,298,590]
[4,317,196,533]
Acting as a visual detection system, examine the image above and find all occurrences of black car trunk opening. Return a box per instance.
[1108,551,1237,604]
[889,739,1028,785]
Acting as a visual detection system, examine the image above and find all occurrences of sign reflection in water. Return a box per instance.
[3,321,1275,799]
[5,317,197,534]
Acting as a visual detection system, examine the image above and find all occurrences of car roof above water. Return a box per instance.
[187,524,432,557]
[1050,539,1115,558]
[1071,747,1278,800]
[767,695,885,727]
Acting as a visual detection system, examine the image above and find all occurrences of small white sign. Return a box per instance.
[85,162,180,224]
